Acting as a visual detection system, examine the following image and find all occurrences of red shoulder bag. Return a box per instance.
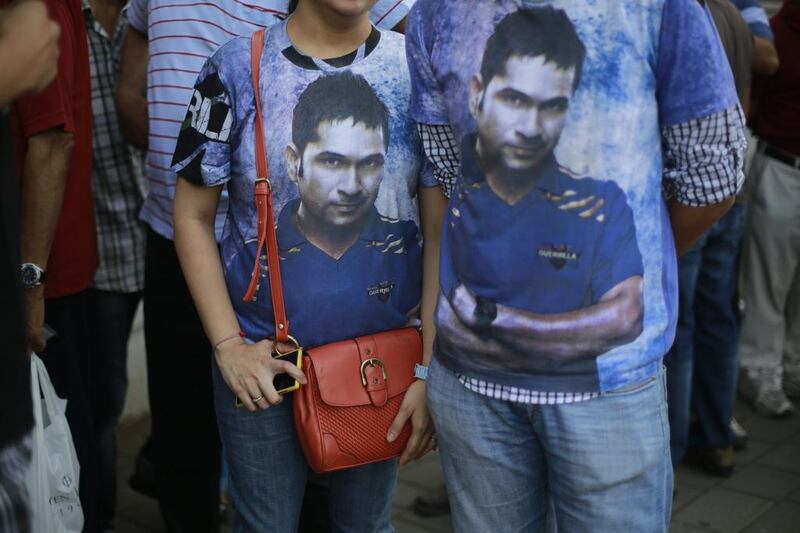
[244,29,422,473]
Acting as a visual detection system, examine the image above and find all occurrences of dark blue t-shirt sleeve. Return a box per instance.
[731,0,774,39]
[171,47,237,187]
[406,0,449,125]
[656,0,739,127]
[591,182,643,302]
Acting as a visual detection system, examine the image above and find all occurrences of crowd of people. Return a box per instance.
[0,0,797,532]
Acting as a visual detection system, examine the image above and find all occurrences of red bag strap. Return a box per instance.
[242,28,290,342]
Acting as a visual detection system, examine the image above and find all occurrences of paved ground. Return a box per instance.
[110,394,800,533]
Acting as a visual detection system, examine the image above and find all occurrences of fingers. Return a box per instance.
[248,378,272,410]
[232,382,257,412]
[417,429,438,458]
[275,359,307,385]
[399,427,422,467]
[225,341,284,411]
[387,404,412,443]
[254,372,282,406]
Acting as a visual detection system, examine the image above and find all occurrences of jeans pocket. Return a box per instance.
[602,373,658,398]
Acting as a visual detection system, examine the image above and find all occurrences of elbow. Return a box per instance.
[764,57,780,77]
[753,39,780,76]
[756,54,780,77]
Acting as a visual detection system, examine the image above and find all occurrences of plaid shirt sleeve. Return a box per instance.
[417,123,459,198]
[662,104,747,207]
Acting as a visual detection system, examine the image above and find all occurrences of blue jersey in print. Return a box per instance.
[407,0,737,392]
[173,23,434,347]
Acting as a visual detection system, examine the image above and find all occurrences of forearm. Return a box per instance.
[19,129,74,267]
[173,180,239,346]
[419,186,447,364]
[668,196,734,256]
[752,37,779,76]
[115,27,148,149]
[492,296,640,359]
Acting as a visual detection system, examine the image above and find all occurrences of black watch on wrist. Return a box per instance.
[473,295,497,329]
[20,263,46,289]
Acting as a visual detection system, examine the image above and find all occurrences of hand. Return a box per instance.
[24,286,45,354]
[215,338,307,412]
[387,380,437,466]
[436,292,511,366]
[0,0,60,98]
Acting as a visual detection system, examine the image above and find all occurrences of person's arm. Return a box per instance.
[448,276,644,362]
[0,0,60,106]
[655,1,747,255]
[173,178,306,412]
[386,184,446,464]
[732,0,780,75]
[115,26,148,149]
[19,128,73,353]
[662,105,746,255]
[752,35,779,76]
[668,196,735,254]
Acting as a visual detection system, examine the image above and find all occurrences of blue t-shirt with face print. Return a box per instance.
[407,0,738,392]
[172,22,435,347]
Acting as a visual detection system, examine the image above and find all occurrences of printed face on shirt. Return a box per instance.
[470,55,575,182]
[286,117,386,233]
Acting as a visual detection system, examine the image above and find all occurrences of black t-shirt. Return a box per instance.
[0,109,32,448]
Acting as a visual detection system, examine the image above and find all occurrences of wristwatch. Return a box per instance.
[20,263,46,289]
[473,295,497,329]
[413,363,428,381]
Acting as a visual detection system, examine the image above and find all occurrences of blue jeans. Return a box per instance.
[427,357,672,533]
[86,289,142,530]
[664,204,746,466]
[212,362,397,533]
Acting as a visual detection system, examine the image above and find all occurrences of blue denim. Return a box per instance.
[85,289,142,530]
[427,356,672,533]
[212,362,397,533]
[664,204,746,466]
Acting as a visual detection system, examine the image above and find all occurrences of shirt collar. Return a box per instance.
[460,133,564,196]
[82,1,130,36]
[276,198,389,250]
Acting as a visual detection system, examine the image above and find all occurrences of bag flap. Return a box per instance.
[304,328,422,407]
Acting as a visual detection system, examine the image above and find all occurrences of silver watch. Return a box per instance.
[413,363,429,381]
[20,263,46,289]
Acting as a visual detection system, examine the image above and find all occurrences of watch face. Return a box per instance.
[21,264,43,287]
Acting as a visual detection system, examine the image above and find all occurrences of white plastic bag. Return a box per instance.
[25,354,84,533]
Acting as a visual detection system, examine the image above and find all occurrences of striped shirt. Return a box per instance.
[127,0,416,240]
[732,0,775,39]
[84,1,147,293]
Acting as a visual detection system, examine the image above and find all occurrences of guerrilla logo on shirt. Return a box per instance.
[367,281,395,302]
[538,245,579,270]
